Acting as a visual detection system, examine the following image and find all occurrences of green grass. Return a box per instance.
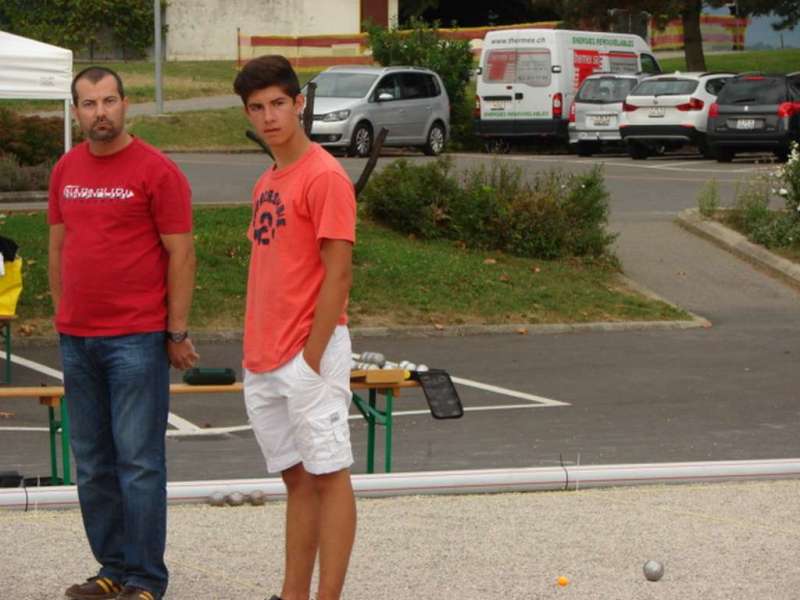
[1,61,320,112]
[129,107,254,150]
[659,48,800,74]
[1,206,686,336]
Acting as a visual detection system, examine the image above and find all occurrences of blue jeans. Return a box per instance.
[60,332,170,598]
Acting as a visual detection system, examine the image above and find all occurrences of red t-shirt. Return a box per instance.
[243,143,356,373]
[48,138,192,336]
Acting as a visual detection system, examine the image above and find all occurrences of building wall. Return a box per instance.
[166,0,370,60]
[170,0,360,60]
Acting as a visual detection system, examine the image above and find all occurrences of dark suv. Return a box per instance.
[707,73,800,162]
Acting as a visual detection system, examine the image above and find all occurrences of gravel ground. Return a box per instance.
[2,479,799,599]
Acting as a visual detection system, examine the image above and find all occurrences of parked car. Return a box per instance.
[619,71,733,159]
[707,72,800,162]
[568,72,650,156]
[305,65,450,157]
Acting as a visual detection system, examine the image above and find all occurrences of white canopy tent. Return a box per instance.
[0,30,73,152]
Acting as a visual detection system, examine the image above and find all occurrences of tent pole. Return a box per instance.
[64,99,72,152]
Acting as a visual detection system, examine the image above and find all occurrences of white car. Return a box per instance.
[619,71,734,159]
[568,72,650,156]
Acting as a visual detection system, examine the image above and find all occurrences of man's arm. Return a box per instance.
[160,232,199,369]
[48,224,65,313]
[303,239,353,374]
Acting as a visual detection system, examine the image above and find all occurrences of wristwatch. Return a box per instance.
[166,330,189,343]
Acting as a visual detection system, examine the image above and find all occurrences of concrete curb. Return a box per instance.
[0,191,47,204]
[676,208,800,292]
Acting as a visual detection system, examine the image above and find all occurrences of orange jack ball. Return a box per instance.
[557,576,569,587]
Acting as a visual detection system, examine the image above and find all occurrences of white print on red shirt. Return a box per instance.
[62,184,135,202]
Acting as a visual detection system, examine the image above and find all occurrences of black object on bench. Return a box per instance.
[182,368,237,386]
[410,369,463,419]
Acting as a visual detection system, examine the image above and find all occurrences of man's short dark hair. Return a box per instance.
[234,55,301,104]
[71,66,125,105]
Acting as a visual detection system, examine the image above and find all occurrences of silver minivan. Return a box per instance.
[306,65,450,157]
[568,73,650,156]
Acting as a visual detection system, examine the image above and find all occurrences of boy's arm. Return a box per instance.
[303,238,353,373]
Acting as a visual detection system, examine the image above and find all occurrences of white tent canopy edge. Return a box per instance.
[0,30,73,152]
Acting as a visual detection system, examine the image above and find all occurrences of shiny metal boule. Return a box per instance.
[643,560,664,582]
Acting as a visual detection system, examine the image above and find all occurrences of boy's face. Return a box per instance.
[244,85,304,148]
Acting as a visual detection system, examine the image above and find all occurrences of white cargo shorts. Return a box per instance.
[244,326,353,475]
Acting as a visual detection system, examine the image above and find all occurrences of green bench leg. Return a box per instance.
[61,398,72,485]
[46,397,72,485]
[384,389,394,473]
[2,321,10,384]
[366,390,376,474]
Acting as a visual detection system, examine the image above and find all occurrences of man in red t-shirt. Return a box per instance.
[235,56,357,600]
[48,67,198,600]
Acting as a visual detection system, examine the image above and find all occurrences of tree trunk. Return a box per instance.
[681,0,706,71]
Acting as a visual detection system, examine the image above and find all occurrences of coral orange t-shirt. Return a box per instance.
[243,143,356,373]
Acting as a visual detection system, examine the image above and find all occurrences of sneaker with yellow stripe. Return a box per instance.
[117,587,158,600]
[64,576,122,599]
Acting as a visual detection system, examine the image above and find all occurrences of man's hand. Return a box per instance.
[167,338,200,370]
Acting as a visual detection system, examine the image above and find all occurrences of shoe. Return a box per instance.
[116,587,158,600]
[64,576,122,599]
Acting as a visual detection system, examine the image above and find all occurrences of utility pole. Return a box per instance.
[154,0,164,114]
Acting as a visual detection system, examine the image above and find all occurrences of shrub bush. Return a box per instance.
[360,157,616,259]
[0,107,73,166]
[0,154,52,192]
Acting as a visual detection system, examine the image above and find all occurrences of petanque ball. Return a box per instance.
[208,491,226,507]
[643,560,664,582]
[227,491,245,507]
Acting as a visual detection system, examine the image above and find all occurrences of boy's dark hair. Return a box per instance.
[234,55,301,104]
[71,66,125,105]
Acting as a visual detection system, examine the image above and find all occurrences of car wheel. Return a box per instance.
[698,137,714,159]
[349,123,373,158]
[576,141,594,157]
[627,141,648,160]
[715,148,734,163]
[422,122,446,156]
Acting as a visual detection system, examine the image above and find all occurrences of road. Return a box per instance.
[3,150,799,482]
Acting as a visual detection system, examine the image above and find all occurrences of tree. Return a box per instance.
[737,0,800,31]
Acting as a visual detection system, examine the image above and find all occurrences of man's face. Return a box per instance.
[243,86,304,148]
[72,75,128,142]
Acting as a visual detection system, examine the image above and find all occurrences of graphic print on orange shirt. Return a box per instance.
[252,188,286,246]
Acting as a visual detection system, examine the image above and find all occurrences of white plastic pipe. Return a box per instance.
[2,458,799,511]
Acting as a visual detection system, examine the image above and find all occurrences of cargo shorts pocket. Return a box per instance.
[297,405,351,467]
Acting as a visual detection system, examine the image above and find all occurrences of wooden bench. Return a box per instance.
[0,315,15,384]
[0,374,420,485]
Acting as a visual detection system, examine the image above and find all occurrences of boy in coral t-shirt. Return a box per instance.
[235,56,357,600]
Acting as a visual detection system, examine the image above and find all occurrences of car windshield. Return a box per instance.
[577,78,639,103]
[310,72,378,98]
[632,78,698,96]
[716,78,786,105]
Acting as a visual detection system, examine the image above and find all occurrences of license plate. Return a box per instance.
[736,119,756,130]
[490,101,508,111]
[648,107,665,118]
[592,116,611,127]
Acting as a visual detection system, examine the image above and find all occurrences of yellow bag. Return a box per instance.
[0,257,22,316]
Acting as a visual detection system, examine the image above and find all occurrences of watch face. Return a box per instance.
[169,331,188,343]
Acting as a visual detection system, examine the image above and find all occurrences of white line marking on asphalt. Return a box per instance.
[9,353,63,380]
[5,352,203,432]
[450,376,569,406]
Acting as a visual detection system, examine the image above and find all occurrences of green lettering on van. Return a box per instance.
[571,36,634,48]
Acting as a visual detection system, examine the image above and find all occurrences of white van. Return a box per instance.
[474,29,661,142]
